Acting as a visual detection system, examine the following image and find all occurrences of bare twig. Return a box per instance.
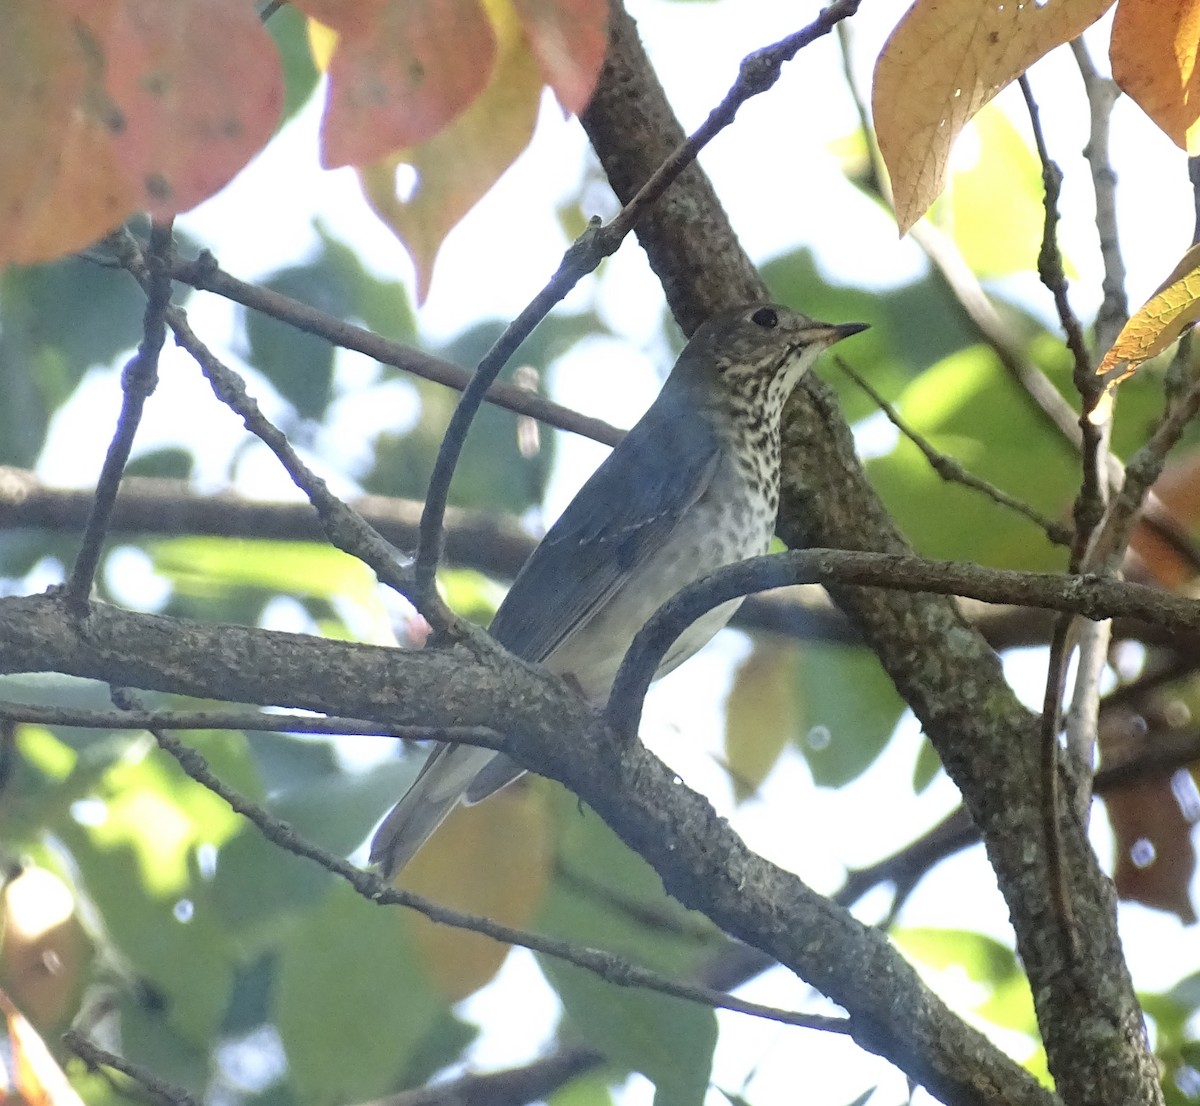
[64,221,174,602]
[113,687,847,1035]
[412,0,862,602]
[107,228,450,622]
[0,700,502,746]
[603,547,1200,737]
[1070,37,1128,351]
[64,1029,199,1106]
[167,252,622,448]
[1021,72,1109,950]
[835,357,1071,546]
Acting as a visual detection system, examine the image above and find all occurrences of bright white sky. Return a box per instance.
[32,0,1200,1103]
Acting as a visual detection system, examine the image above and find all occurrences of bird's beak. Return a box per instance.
[823,321,869,344]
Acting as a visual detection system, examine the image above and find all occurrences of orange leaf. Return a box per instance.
[396,782,552,1001]
[0,989,86,1106]
[873,0,1114,234]
[303,0,498,167]
[1096,241,1200,385]
[80,0,285,216]
[0,1,130,265]
[0,0,283,266]
[359,0,542,300]
[1111,0,1200,154]
[510,0,608,113]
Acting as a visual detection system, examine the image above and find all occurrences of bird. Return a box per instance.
[370,302,867,878]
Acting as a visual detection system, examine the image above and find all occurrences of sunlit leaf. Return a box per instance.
[866,345,1076,571]
[359,0,542,300]
[396,780,553,1000]
[510,0,607,113]
[873,0,1113,233]
[1110,0,1200,154]
[0,988,86,1106]
[301,0,498,168]
[1096,242,1200,396]
[948,104,1059,279]
[724,642,797,802]
[0,0,283,264]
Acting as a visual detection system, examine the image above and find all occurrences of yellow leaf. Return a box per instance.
[873,0,1114,234]
[358,0,541,300]
[1096,242,1200,384]
[1111,0,1200,154]
[397,780,552,1001]
[723,643,797,803]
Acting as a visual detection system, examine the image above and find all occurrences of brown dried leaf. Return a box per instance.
[873,0,1114,234]
[1111,0,1200,153]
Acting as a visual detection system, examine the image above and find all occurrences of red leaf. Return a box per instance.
[306,0,498,168]
[75,0,285,215]
[510,0,608,114]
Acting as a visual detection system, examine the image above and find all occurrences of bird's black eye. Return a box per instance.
[751,307,778,328]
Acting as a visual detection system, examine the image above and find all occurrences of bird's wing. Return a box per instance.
[488,392,723,664]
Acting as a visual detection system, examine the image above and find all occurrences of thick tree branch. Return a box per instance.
[0,587,1054,1106]
[578,4,1163,1102]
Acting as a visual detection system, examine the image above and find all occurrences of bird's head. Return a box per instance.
[672,302,868,424]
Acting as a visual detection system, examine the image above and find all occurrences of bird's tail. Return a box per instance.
[369,744,497,879]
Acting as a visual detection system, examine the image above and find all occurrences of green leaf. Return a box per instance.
[866,345,1076,571]
[724,642,798,801]
[210,829,334,942]
[792,644,905,787]
[268,4,320,126]
[947,104,1057,279]
[912,737,943,793]
[893,928,1037,1038]
[536,795,721,975]
[125,447,194,480]
[762,249,974,423]
[275,882,447,1106]
[533,798,721,1106]
[550,1073,618,1106]
[542,959,717,1106]
[151,538,387,632]
[0,258,143,465]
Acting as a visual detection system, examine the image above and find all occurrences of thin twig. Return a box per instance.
[108,228,454,623]
[603,548,1200,736]
[412,0,862,603]
[1023,71,1118,950]
[1070,37,1128,351]
[109,686,847,1035]
[63,1029,198,1106]
[834,23,1087,452]
[166,252,622,448]
[0,701,502,746]
[835,357,1071,546]
[64,221,174,602]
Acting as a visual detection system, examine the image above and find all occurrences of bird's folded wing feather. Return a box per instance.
[488,393,723,665]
